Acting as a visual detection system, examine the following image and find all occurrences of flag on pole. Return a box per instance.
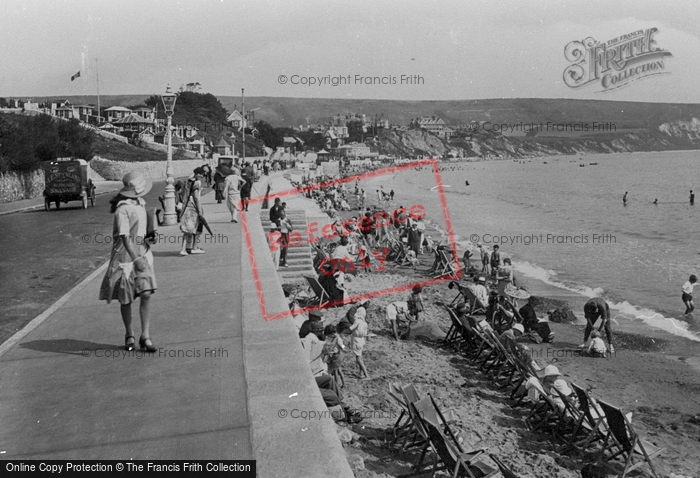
[71,71,81,81]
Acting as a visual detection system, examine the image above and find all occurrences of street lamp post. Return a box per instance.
[161,86,178,226]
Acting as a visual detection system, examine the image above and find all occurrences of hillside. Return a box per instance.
[368,121,700,159]
[28,95,700,158]
[40,95,700,129]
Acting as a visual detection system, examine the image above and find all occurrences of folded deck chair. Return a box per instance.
[432,247,458,278]
[597,400,665,478]
[488,454,521,478]
[569,383,609,452]
[303,275,330,308]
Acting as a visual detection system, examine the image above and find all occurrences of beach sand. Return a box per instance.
[297,186,700,477]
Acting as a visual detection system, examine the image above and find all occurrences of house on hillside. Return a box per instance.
[334,142,375,158]
[132,107,154,120]
[227,109,256,130]
[74,105,95,122]
[105,106,133,123]
[283,136,304,154]
[137,128,155,143]
[227,110,244,129]
[112,113,154,138]
[54,105,75,120]
[211,137,234,156]
[324,131,339,149]
[411,115,454,139]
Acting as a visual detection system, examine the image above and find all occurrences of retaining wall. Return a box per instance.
[89,156,210,181]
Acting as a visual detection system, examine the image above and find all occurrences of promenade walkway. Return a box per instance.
[0,175,353,476]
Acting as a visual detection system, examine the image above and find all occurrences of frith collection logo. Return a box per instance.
[563,27,672,92]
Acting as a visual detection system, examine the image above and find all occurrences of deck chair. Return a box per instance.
[597,400,664,478]
[303,275,330,308]
[551,386,587,444]
[388,383,413,446]
[477,328,511,375]
[408,397,461,471]
[405,394,489,477]
[398,384,425,451]
[432,247,458,278]
[310,242,330,272]
[508,352,541,404]
[449,281,470,307]
[419,416,497,478]
[443,305,469,350]
[569,383,609,452]
[524,380,568,437]
[488,454,521,478]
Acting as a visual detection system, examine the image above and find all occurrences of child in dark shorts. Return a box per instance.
[323,325,346,387]
[682,274,697,314]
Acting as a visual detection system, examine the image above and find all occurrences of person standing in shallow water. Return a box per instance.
[682,274,697,315]
[690,190,695,205]
[623,191,628,205]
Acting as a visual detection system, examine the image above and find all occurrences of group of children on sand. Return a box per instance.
[304,286,426,386]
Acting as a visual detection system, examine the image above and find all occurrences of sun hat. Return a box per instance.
[543,364,561,378]
[456,303,468,312]
[478,276,486,283]
[552,379,573,396]
[512,324,525,335]
[412,286,423,293]
[119,171,152,198]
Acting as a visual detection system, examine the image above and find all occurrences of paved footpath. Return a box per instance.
[0,177,353,476]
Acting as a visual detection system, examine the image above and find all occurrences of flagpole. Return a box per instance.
[241,88,245,164]
[96,59,101,124]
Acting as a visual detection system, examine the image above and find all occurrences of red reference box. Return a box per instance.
[241,158,461,321]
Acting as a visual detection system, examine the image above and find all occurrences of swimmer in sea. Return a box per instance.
[465,180,470,186]
[623,191,628,206]
[653,198,658,205]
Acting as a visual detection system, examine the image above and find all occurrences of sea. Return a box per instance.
[369,150,700,342]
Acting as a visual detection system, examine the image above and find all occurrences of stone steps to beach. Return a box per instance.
[259,209,316,283]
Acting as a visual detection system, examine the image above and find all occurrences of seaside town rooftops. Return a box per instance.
[112,113,153,124]
[104,106,132,112]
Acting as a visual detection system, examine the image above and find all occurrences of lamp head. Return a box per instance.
[161,85,177,116]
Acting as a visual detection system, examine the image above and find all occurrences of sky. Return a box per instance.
[1,0,699,103]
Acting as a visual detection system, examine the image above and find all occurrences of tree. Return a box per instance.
[183,82,201,92]
[254,120,282,148]
[0,114,95,173]
[297,130,326,151]
[347,120,364,142]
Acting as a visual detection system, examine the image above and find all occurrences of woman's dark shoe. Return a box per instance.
[125,335,136,351]
[139,337,157,353]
